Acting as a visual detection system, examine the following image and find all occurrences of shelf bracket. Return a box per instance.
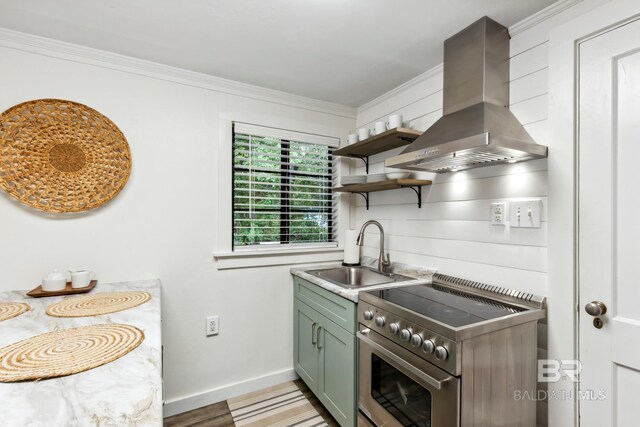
[399,136,417,142]
[354,192,370,210]
[349,155,369,174]
[400,185,423,208]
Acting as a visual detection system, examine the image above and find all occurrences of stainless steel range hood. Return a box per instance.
[386,17,548,173]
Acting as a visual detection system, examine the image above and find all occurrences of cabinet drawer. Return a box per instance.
[294,277,357,334]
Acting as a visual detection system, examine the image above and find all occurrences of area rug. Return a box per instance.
[228,381,328,427]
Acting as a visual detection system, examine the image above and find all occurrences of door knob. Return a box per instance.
[585,301,607,317]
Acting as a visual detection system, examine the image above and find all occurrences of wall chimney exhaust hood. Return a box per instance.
[385,17,548,173]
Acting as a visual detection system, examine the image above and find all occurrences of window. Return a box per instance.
[232,123,338,251]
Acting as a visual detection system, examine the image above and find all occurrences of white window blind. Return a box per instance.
[232,123,339,250]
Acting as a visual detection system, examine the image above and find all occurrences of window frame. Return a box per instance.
[231,130,336,251]
[214,118,347,269]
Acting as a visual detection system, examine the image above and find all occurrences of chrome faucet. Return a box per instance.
[356,220,391,274]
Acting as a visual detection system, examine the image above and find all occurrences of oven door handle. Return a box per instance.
[357,330,450,390]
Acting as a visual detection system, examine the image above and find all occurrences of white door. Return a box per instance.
[579,17,640,427]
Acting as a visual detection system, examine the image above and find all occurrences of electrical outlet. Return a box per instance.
[206,315,219,336]
[491,202,507,226]
[510,199,542,228]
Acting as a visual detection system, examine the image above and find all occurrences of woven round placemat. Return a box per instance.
[0,99,131,213]
[46,291,151,318]
[0,324,144,382]
[0,302,30,322]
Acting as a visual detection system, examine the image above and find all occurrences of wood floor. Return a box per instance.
[163,379,339,427]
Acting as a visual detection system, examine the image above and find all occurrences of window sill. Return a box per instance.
[213,247,344,270]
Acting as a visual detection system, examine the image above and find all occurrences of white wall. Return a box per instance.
[0,35,355,414]
[354,36,550,296]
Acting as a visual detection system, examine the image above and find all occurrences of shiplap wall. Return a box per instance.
[354,35,550,296]
[353,18,553,427]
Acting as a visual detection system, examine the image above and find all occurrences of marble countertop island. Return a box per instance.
[290,257,437,302]
[0,280,162,427]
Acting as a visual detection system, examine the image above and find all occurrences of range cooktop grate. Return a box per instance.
[433,273,546,308]
[430,284,520,314]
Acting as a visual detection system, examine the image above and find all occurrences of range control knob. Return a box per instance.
[410,334,423,348]
[422,340,436,354]
[375,316,386,327]
[363,310,374,321]
[389,323,400,335]
[434,346,449,361]
[400,329,412,342]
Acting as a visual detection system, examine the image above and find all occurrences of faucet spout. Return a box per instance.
[356,220,391,273]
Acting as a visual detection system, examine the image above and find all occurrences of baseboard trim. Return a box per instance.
[163,368,299,417]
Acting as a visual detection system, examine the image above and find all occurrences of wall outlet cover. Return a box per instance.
[491,202,507,226]
[509,199,542,228]
[206,315,219,336]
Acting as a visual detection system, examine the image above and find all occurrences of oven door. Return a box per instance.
[358,329,460,427]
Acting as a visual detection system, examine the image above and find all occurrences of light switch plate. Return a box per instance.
[491,202,507,226]
[510,199,542,228]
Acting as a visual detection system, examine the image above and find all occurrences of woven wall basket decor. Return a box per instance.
[0,99,131,213]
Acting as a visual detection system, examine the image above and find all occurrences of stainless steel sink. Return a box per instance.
[307,266,412,289]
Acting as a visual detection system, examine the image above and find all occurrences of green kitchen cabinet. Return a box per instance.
[293,277,357,427]
[294,298,320,390]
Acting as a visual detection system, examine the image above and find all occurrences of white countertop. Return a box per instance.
[0,280,162,427]
[290,257,436,302]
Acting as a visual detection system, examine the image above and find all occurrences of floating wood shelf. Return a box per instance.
[334,128,422,173]
[335,178,432,210]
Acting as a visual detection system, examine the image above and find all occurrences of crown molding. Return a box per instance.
[356,64,443,115]
[0,27,356,119]
[509,0,584,36]
[0,1,585,119]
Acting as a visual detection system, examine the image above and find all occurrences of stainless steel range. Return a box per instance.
[357,273,546,427]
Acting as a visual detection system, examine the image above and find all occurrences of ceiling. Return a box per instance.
[0,0,556,107]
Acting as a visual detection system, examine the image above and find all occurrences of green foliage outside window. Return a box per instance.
[233,132,335,248]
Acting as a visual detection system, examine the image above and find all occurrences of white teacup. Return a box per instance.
[374,121,387,135]
[357,128,371,140]
[347,134,359,144]
[70,270,96,289]
[42,270,67,292]
[388,114,403,129]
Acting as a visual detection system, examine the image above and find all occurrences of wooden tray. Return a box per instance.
[26,280,97,298]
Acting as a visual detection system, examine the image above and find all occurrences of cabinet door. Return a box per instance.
[294,299,320,393]
[318,314,356,427]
